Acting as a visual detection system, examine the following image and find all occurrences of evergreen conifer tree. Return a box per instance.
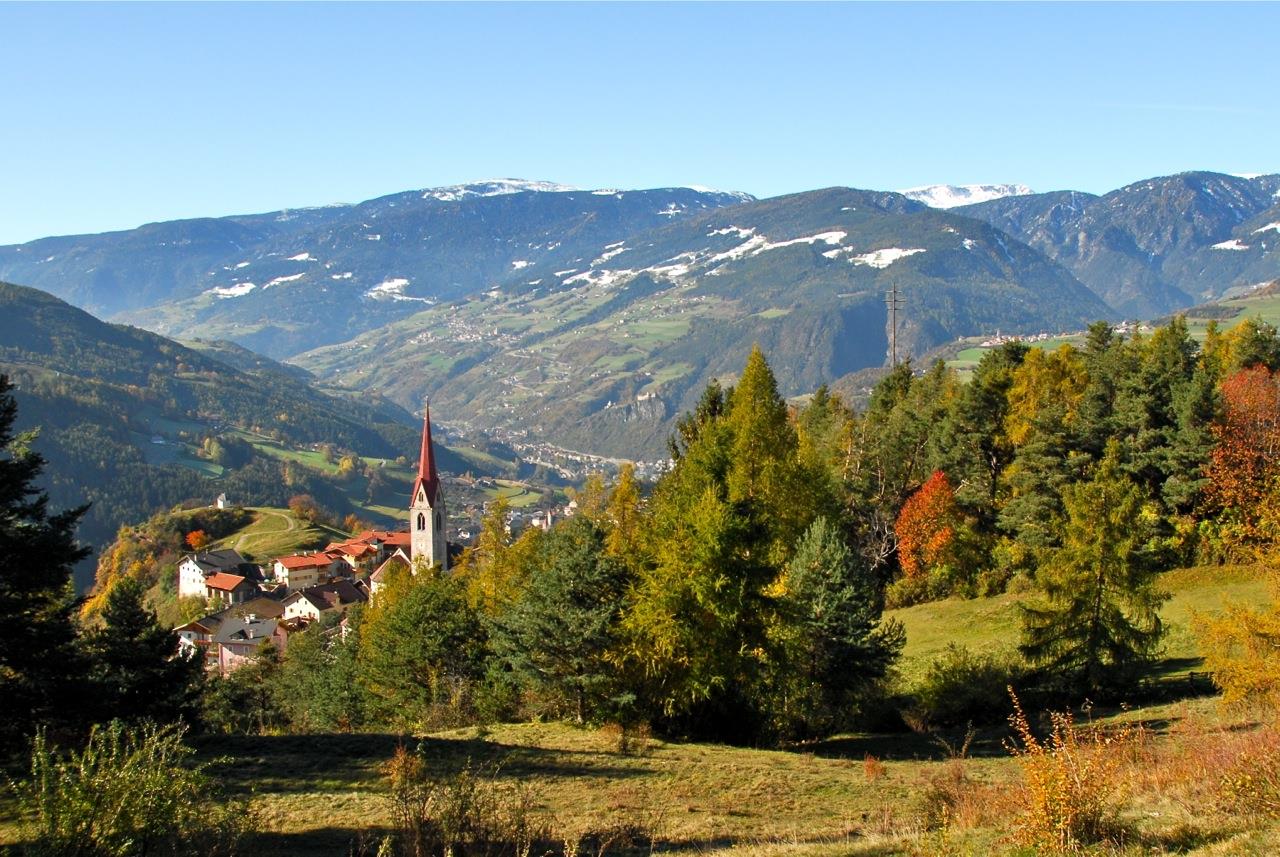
[85,578,203,724]
[492,516,628,723]
[0,374,90,749]
[358,564,483,726]
[778,517,903,735]
[1019,442,1167,695]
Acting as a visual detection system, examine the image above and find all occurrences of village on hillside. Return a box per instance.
[172,411,573,676]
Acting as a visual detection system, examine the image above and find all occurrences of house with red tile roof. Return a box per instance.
[272,553,345,590]
[204,572,258,605]
[369,552,411,597]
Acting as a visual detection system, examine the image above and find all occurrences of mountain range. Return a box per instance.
[289,186,1110,457]
[0,181,752,358]
[2,171,1278,459]
[955,171,1280,317]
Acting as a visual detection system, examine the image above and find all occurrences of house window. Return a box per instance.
[417,513,426,531]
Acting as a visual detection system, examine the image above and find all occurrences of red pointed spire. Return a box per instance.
[411,403,440,505]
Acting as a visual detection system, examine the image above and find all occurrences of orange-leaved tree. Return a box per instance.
[895,470,960,581]
[185,530,209,551]
[1205,365,1280,552]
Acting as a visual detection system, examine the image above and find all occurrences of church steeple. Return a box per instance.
[412,405,440,506]
[409,403,447,571]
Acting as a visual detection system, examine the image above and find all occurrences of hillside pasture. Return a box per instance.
[889,564,1271,682]
[213,506,344,560]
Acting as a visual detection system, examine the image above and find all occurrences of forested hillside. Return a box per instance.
[0,281,495,586]
[200,314,1280,746]
[957,171,1280,316]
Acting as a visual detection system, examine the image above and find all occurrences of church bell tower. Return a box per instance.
[409,405,447,571]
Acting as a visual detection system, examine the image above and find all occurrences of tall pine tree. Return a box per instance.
[85,578,204,725]
[492,516,628,723]
[0,374,89,749]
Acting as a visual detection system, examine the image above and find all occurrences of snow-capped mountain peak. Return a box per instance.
[421,179,580,202]
[899,183,1035,209]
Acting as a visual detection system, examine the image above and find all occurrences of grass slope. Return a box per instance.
[213,507,347,561]
[890,564,1270,681]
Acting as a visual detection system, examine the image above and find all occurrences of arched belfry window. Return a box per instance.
[417,513,426,531]
[436,512,442,531]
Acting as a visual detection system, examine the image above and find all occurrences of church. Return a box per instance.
[362,407,449,595]
[408,404,448,572]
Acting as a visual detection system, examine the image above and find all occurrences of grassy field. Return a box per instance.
[203,704,1280,856]
[5,565,1278,856]
[212,507,347,560]
[889,564,1271,681]
[203,563,1277,856]
[188,721,1010,857]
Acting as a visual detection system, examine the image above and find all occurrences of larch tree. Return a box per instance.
[1019,442,1167,695]
[620,350,800,738]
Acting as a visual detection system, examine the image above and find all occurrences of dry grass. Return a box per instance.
[7,708,1280,856]
[178,723,1016,856]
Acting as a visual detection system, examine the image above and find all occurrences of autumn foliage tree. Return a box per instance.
[895,470,960,582]
[184,529,209,551]
[1204,365,1280,553]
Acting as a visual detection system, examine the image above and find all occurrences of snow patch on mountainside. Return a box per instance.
[563,269,636,288]
[823,247,927,268]
[206,283,256,298]
[900,184,1034,208]
[763,232,847,251]
[422,179,579,201]
[287,252,315,262]
[365,278,431,302]
[711,231,846,264]
[684,186,756,203]
[264,273,305,288]
[708,226,756,239]
[1212,239,1251,251]
[1252,222,1280,235]
[593,242,630,265]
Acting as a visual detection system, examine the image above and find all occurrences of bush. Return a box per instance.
[1196,573,1280,708]
[1006,691,1140,852]
[384,744,545,857]
[907,644,1025,730]
[10,720,249,856]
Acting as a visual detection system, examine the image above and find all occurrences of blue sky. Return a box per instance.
[1,1,1277,244]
